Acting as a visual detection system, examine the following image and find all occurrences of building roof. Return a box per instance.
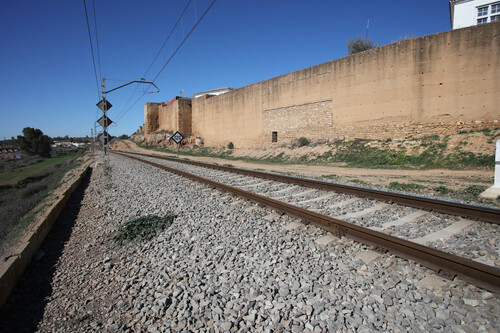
[193,87,235,98]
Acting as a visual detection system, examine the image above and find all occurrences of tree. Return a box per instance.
[17,127,53,157]
[347,37,379,55]
[119,134,129,140]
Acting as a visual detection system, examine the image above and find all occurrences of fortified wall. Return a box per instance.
[145,22,500,148]
[144,97,192,136]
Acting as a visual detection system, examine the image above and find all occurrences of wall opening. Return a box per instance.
[272,131,278,142]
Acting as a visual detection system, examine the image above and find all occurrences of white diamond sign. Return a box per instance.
[171,131,184,144]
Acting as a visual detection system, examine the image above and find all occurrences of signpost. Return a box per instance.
[93,78,160,155]
[97,115,113,128]
[171,131,184,158]
[96,93,113,154]
[97,131,113,145]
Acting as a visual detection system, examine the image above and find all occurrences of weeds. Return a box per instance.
[434,184,488,202]
[114,214,176,244]
[22,184,48,198]
[135,132,495,170]
[388,182,425,192]
[0,153,83,252]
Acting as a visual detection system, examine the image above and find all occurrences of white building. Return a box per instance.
[193,87,235,99]
[450,0,500,29]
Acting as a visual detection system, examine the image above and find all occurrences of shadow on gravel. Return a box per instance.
[0,168,93,333]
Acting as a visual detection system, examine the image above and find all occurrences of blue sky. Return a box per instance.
[0,0,451,139]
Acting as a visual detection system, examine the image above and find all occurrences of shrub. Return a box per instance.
[114,214,175,243]
[17,127,53,158]
[227,142,234,149]
[297,137,310,147]
[347,37,379,55]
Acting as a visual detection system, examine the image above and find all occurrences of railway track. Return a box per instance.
[113,151,500,293]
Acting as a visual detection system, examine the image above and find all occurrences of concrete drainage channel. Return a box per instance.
[0,158,94,307]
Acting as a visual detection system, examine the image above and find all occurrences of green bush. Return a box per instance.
[297,137,310,147]
[347,37,379,55]
[114,214,175,243]
[388,182,424,192]
[227,142,234,149]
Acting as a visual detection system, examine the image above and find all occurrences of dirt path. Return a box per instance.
[112,141,493,189]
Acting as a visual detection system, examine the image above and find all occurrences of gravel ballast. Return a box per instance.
[1,152,499,332]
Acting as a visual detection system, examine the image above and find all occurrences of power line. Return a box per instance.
[92,0,102,83]
[112,84,141,121]
[114,0,217,125]
[143,0,192,78]
[152,0,217,82]
[114,0,193,123]
[114,92,146,124]
[83,0,100,100]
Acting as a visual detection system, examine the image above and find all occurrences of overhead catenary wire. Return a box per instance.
[114,92,146,124]
[83,0,100,101]
[143,0,192,78]
[152,0,216,83]
[92,0,103,83]
[113,0,217,126]
[113,0,193,122]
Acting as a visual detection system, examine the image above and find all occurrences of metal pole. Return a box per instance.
[494,140,500,188]
[94,121,96,153]
[177,143,179,158]
[102,78,108,155]
[91,128,94,153]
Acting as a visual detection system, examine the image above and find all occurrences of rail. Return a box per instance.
[113,151,500,294]
[119,151,500,224]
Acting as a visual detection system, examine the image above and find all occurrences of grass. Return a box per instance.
[388,181,425,192]
[0,153,78,186]
[0,152,84,252]
[114,214,175,244]
[132,130,495,170]
[434,184,489,202]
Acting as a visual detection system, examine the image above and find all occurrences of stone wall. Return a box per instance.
[163,23,500,148]
[263,100,333,144]
[144,103,161,134]
[145,98,192,136]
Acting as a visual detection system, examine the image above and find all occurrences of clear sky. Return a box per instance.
[0,0,451,139]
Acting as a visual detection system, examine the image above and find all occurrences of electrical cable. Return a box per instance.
[143,0,192,78]
[114,0,217,126]
[83,0,101,121]
[92,0,102,83]
[114,92,146,124]
[113,0,193,123]
[152,0,216,82]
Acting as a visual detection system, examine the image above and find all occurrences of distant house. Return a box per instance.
[52,141,85,148]
[450,0,500,29]
[193,87,235,99]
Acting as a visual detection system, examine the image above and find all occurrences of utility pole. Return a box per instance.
[94,121,96,153]
[95,78,159,155]
[91,128,94,153]
[102,78,108,155]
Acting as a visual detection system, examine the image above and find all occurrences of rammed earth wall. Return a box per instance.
[147,22,500,148]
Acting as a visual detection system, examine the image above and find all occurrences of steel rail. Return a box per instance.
[114,151,500,294]
[119,151,500,224]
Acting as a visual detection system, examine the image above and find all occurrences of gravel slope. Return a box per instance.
[2,152,498,332]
